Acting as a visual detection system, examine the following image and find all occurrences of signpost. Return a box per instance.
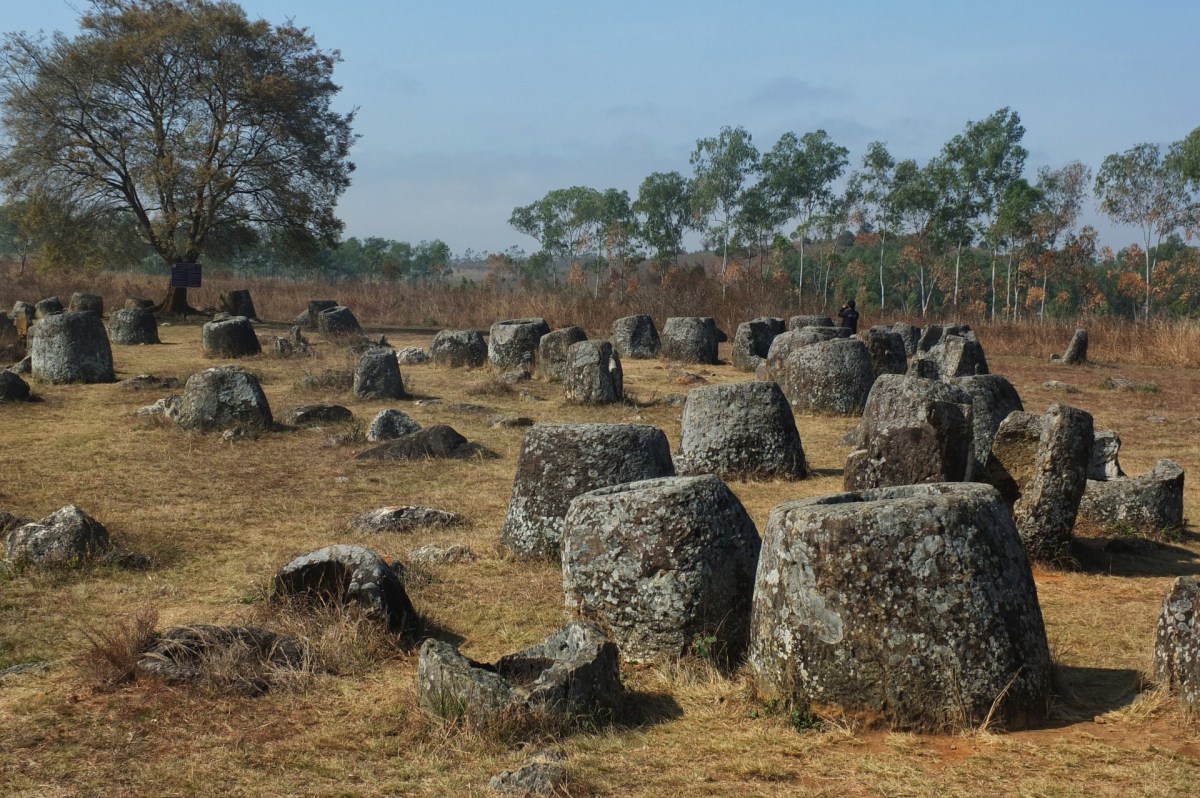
[170,262,202,288]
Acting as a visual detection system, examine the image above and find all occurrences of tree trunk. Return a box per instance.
[953,240,962,306]
[798,236,805,307]
[878,234,886,310]
[1145,246,1153,320]
[156,285,203,317]
[990,247,997,321]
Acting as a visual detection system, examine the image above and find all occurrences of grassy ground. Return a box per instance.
[1,315,1199,796]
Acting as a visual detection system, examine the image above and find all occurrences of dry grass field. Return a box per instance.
[2,279,1200,795]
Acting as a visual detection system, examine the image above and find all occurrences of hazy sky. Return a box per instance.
[6,0,1200,255]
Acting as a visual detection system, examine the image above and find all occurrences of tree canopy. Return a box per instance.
[0,0,357,279]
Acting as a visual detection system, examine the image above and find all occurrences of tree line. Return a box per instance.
[505,111,1200,321]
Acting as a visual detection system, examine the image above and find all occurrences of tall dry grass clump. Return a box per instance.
[76,605,159,689]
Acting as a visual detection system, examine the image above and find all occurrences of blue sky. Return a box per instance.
[6,0,1200,255]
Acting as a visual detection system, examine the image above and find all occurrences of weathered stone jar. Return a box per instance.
[843,374,974,490]
[561,474,761,665]
[430,329,487,367]
[489,318,550,369]
[563,340,623,404]
[500,423,675,559]
[30,311,115,383]
[108,307,161,345]
[660,316,719,364]
[201,315,261,358]
[676,380,807,480]
[611,314,660,358]
[749,482,1052,731]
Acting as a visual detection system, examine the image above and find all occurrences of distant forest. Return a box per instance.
[3,108,1199,322]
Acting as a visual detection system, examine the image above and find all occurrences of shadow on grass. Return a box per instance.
[1071,534,1200,578]
[612,687,685,730]
[416,619,466,650]
[1048,664,1144,727]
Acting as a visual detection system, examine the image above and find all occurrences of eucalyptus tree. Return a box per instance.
[890,159,943,316]
[846,141,898,309]
[941,108,1027,319]
[595,188,637,291]
[994,178,1043,320]
[760,130,849,304]
[1095,143,1190,318]
[690,125,759,294]
[634,170,692,271]
[1030,161,1091,319]
[0,0,357,314]
[509,186,603,284]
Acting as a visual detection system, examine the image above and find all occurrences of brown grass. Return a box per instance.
[2,268,1200,795]
[76,605,159,689]
[10,262,1200,369]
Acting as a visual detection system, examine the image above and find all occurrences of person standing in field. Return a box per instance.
[838,300,859,334]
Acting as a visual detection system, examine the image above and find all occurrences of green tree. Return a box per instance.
[1030,161,1091,319]
[0,0,356,313]
[994,178,1043,320]
[846,141,898,309]
[634,171,691,271]
[509,186,602,284]
[1095,143,1189,318]
[890,159,942,316]
[941,108,1027,318]
[595,188,636,294]
[0,200,35,273]
[690,125,759,295]
[732,183,785,278]
[1174,126,1200,186]
[760,130,849,303]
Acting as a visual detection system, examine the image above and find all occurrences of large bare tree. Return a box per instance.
[0,0,357,313]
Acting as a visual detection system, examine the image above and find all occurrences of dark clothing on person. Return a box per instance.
[838,306,859,334]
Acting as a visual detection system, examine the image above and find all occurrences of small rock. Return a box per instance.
[447,402,489,413]
[395,347,429,365]
[670,370,707,386]
[5,505,110,567]
[355,425,480,461]
[490,415,535,429]
[367,409,421,441]
[117,374,182,391]
[1041,380,1080,394]
[499,365,533,384]
[1100,376,1159,393]
[349,506,464,534]
[488,751,568,796]
[0,661,52,682]
[0,370,32,402]
[136,625,305,695]
[408,544,477,564]
[290,404,353,427]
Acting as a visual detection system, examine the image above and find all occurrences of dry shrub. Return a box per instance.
[295,366,354,393]
[132,624,315,696]
[250,594,405,677]
[417,685,574,748]
[466,375,516,397]
[76,605,159,689]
